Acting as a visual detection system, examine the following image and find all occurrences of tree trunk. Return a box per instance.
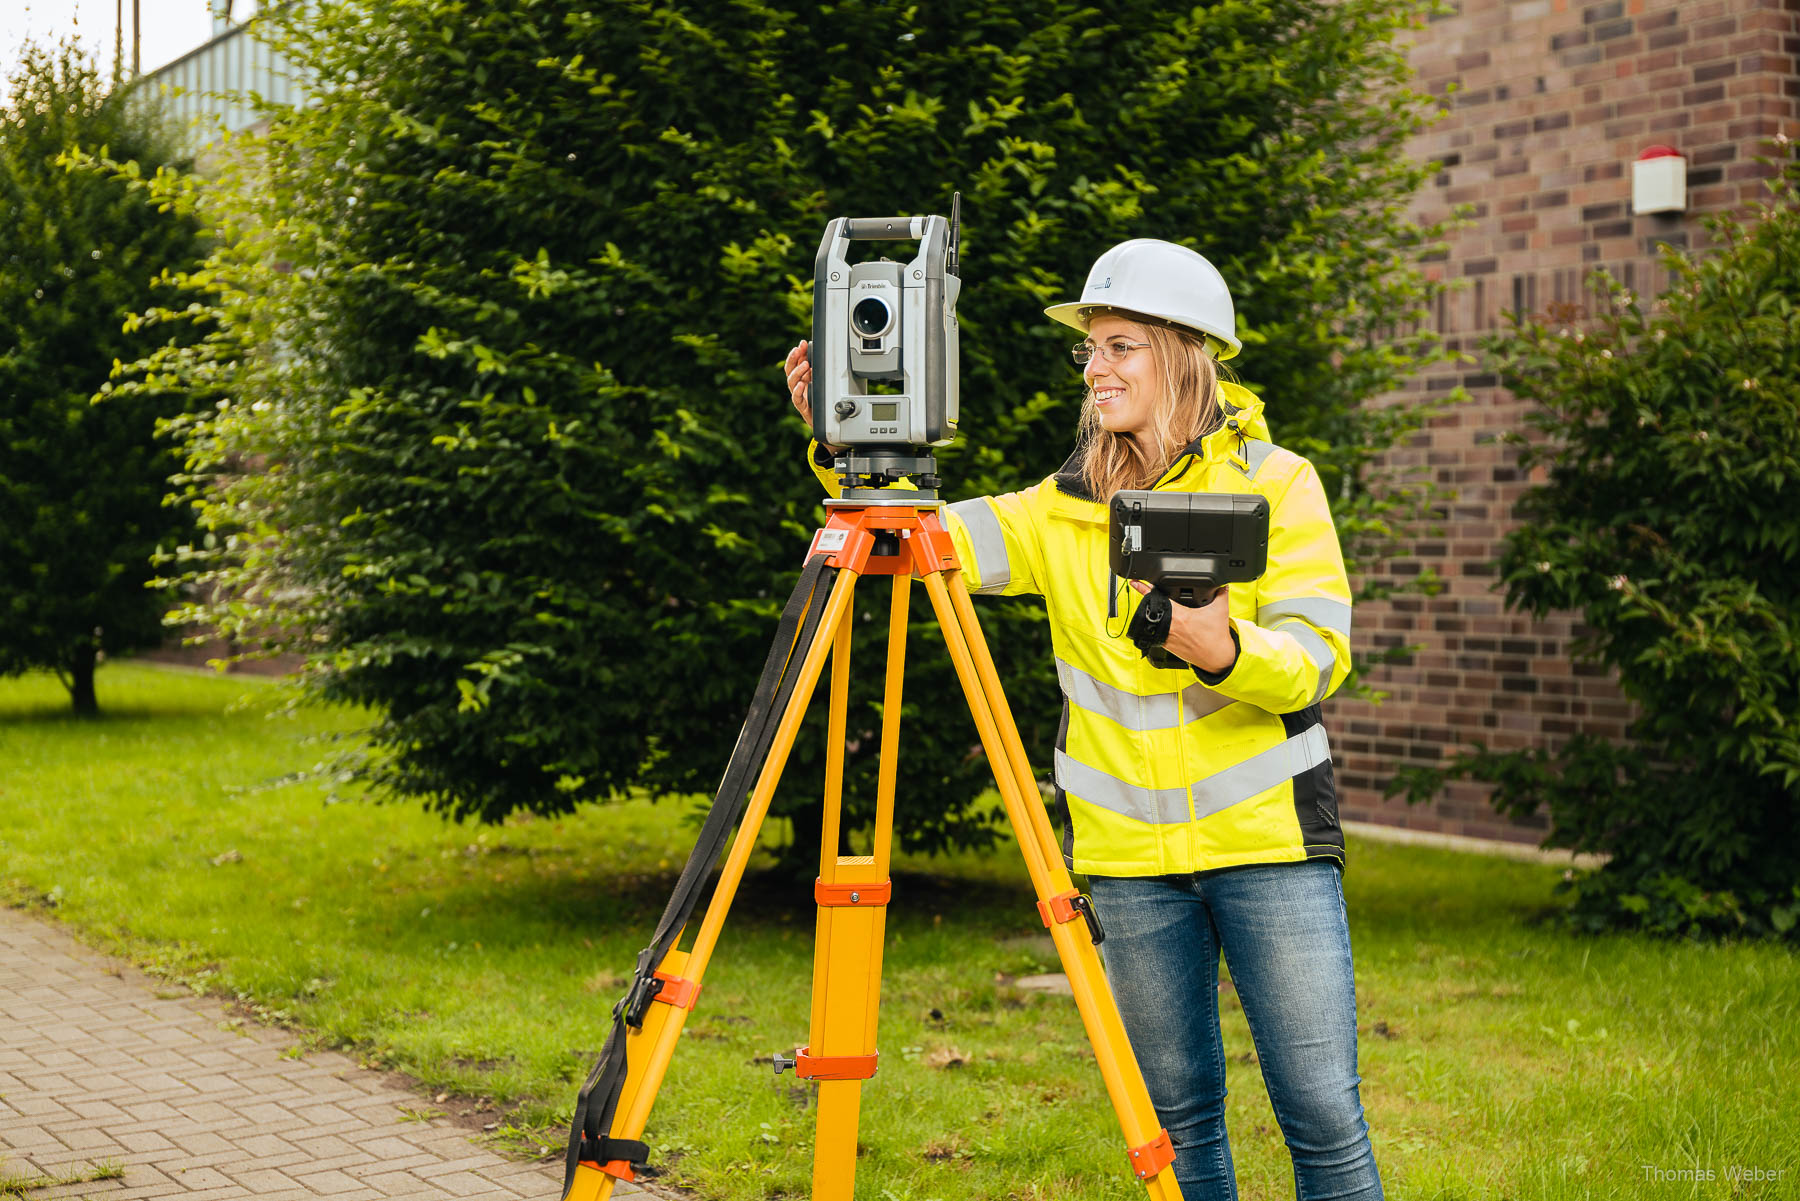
[68,647,100,717]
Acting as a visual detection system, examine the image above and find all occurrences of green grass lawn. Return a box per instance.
[2,663,1796,1200]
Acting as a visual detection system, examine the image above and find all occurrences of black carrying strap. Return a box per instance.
[561,553,838,1198]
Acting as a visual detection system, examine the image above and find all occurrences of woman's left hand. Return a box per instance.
[1130,581,1237,675]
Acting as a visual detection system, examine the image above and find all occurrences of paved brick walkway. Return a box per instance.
[0,906,644,1200]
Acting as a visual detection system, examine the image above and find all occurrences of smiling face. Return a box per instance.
[1082,314,1162,444]
[1073,310,1224,502]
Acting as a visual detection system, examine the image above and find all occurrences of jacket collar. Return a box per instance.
[1053,381,1269,501]
[1052,446,1091,499]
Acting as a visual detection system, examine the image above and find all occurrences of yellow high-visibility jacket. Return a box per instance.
[809,381,1352,877]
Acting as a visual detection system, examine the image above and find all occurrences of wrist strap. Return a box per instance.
[1128,588,1172,660]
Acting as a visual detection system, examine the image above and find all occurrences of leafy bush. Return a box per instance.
[0,42,202,714]
[1391,149,1800,941]
[121,0,1448,849]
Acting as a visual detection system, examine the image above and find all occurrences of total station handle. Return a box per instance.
[843,217,925,240]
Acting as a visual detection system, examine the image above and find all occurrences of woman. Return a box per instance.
[783,238,1382,1201]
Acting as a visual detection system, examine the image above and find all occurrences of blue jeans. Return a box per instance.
[1087,862,1382,1201]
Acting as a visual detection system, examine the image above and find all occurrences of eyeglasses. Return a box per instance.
[1071,337,1151,366]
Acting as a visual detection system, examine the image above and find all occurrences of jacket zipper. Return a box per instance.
[1177,672,1196,868]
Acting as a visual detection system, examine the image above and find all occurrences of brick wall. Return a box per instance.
[1332,0,1799,841]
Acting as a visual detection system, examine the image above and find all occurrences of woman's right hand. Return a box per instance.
[784,340,813,424]
[785,340,844,455]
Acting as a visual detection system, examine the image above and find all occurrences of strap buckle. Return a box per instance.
[579,1134,650,1180]
[622,973,661,1029]
[1037,889,1105,945]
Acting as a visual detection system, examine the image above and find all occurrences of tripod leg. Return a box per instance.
[567,567,862,1201]
[921,570,1185,1201]
[805,573,908,1201]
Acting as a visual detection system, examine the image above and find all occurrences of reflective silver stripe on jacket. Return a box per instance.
[1195,723,1339,817]
[1229,439,1278,481]
[1192,723,1331,820]
[1256,598,1350,707]
[1058,658,1176,731]
[1056,722,1331,826]
[947,498,1009,593]
[1180,681,1236,720]
[1258,597,1352,639]
[1054,750,1193,826]
[1056,658,1236,732]
[1270,619,1337,705]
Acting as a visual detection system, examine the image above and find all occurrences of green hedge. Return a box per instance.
[116,0,1446,849]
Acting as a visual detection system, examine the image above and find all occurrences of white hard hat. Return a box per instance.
[1044,238,1242,360]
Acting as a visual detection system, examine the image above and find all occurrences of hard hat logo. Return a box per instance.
[1045,239,1242,361]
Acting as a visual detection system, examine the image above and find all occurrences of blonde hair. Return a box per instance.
[1077,317,1224,502]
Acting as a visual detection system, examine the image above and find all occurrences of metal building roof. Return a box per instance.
[139,11,307,151]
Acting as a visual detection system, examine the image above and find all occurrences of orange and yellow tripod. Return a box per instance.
[560,498,1182,1201]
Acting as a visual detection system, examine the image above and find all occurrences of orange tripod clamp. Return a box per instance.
[795,1046,879,1081]
[1127,1129,1176,1180]
[815,878,892,907]
[651,970,701,1010]
[593,1159,634,1184]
